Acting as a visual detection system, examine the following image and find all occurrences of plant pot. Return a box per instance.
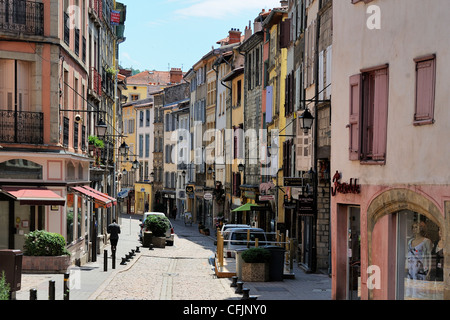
[22,255,71,274]
[241,262,269,282]
[151,236,166,248]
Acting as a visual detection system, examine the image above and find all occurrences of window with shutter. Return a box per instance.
[414,55,436,125]
[349,65,389,163]
[349,74,361,160]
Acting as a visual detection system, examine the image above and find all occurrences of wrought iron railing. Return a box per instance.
[63,116,69,147]
[0,110,43,144]
[0,0,44,36]
[90,67,102,97]
[74,28,80,56]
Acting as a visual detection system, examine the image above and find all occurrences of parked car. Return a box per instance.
[220,223,251,233]
[139,212,175,246]
[222,227,267,258]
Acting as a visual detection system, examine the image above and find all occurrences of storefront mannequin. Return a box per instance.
[408,221,432,280]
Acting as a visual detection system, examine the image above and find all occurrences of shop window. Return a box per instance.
[396,210,443,300]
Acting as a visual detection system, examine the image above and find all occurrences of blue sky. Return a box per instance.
[118,0,283,72]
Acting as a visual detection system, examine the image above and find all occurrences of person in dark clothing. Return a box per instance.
[107,219,121,251]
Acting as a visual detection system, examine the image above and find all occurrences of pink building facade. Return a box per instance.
[0,0,115,265]
[331,0,450,300]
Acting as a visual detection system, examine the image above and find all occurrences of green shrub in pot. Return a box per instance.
[241,247,271,263]
[144,215,170,237]
[24,230,70,256]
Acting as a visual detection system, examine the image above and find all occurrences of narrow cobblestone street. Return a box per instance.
[92,218,241,300]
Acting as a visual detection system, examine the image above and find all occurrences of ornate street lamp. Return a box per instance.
[299,109,314,134]
[118,141,129,157]
[96,119,108,137]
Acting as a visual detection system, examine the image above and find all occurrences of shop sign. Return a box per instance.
[331,171,360,196]
[259,195,275,201]
[204,193,213,201]
[298,196,314,216]
[186,185,194,194]
[111,10,120,25]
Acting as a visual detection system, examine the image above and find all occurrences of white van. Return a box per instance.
[220,224,251,233]
[222,227,267,258]
[139,212,174,246]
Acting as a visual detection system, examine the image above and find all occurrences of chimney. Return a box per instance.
[244,21,252,40]
[228,28,242,44]
[170,68,183,84]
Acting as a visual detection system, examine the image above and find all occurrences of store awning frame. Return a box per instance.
[71,186,113,208]
[231,203,261,212]
[0,186,66,206]
[82,185,117,205]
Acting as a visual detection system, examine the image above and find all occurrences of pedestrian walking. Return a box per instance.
[107,219,121,252]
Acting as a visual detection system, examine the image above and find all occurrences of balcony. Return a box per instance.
[89,67,102,98]
[89,0,102,24]
[0,0,44,36]
[0,110,44,144]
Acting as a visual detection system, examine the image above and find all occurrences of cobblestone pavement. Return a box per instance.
[92,219,242,300]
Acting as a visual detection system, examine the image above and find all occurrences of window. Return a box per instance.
[414,55,436,125]
[349,65,389,163]
[131,94,139,101]
[396,210,443,300]
[139,111,144,127]
[146,109,150,127]
[145,134,150,158]
[139,134,144,157]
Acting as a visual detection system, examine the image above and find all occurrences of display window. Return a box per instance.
[396,210,444,300]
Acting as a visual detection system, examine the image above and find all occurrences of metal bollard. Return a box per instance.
[131,249,135,256]
[135,246,140,253]
[128,251,134,259]
[125,254,130,262]
[63,273,70,300]
[30,288,37,300]
[230,276,238,287]
[235,281,244,294]
[149,244,154,250]
[241,288,250,300]
[104,249,108,272]
[120,257,127,265]
[48,280,55,300]
[112,249,116,269]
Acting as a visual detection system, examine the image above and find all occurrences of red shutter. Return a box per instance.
[349,74,362,160]
[415,56,436,123]
[372,68,389,161]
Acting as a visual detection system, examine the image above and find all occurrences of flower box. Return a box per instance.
[241,262,270,282]
[22,255,71,274]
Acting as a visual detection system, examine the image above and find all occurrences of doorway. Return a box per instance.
[347,206,361,300]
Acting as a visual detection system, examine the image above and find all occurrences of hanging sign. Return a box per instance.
[111,10,120,25]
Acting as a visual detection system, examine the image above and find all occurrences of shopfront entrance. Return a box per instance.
[347,206,361,300]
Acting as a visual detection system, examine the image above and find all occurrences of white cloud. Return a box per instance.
[174,0,282,19]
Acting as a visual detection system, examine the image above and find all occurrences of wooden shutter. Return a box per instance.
[372,68,389,161]
[414,56,436,123]
[280,18,291,49]
[349,74,362,160]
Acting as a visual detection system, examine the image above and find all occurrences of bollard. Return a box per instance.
[241,288,250,300]
[104,249,108,272]
[120,257,127,265]
[30,288,37,300]
[149,244,154,250]
[230,276,238,287]
[235,281,244,294]
[63,273,70,300]
[112,249,116,269]
[125,254,130,262]
[135,246,140,253]
[129,251,134,259]
[131,249,135,256]
[48,280,55,300]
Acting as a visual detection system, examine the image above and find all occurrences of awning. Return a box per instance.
[231,203,261,212]
[1,186,66,206]
[82,186,117,205]
[71,186,113,208]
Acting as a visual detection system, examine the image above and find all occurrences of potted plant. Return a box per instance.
[144,215,170,248]
[0,272,10,300]
[241,248,271,282]
[22,230,71,273]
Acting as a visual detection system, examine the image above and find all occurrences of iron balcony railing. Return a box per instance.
[0,110,44,144]
[0,0,44,36]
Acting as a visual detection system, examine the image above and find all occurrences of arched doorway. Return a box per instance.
[367,188,445,300]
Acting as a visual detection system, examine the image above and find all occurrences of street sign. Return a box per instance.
[284,177,304,187]
[186,185,194,194]
[204,193,213,201]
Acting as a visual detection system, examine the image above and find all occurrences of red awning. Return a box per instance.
[1,187,66,206]
[71,186,112,208]
[82,186,117,205]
